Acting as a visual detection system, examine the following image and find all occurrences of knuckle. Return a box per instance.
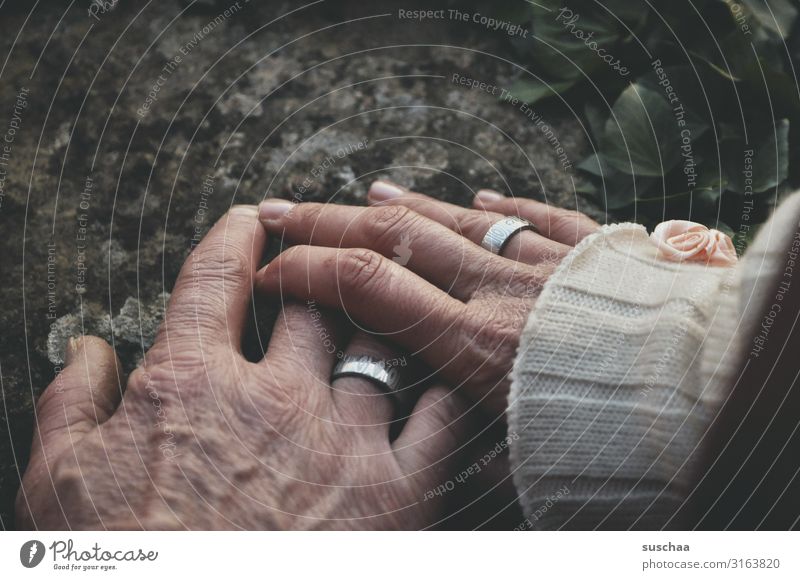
[477,315,516,349]
[126,363,182,404]
[365,205,418,248]
[191,242,251,287]
[485,264,544,298]
[131,349,234,402]
[272,245,314,279]
[575,213,601,234]
[126,364,163,398]
[340,248,392,291]
[466,311,521,377]
[528,261,558,283]
[459,211,499,239]
[34,383,61,415]
[155,304,226,348]
[49,461,98,517]
[553,208,580,226]
[279,244,311,265]
[515,268,548,297]
[52,461,83,493]
[285,202,323,231]
[552,207,597,235]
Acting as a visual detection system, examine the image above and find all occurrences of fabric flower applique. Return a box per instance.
[650,220,738,266]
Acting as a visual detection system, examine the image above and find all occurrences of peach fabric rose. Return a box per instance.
[650,220,738,266]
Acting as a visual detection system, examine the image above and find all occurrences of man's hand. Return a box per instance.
[16,206,468,530]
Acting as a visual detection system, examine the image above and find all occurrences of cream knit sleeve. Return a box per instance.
[508,222,738,530]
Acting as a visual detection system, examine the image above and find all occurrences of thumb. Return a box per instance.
[26,336,123,480]
[392,386,472,503]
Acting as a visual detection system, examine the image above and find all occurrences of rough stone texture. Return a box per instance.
[0,0,601,528]
[46,293,170,366]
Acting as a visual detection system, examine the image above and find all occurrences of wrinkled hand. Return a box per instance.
[17,206,468,530]
[256,184,600,417]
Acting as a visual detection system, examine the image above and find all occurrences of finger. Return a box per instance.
[255,245,476,386]
[330,331,406,429]
[154,205,267,357]
[263,302,345,380]
[392,386,471,507]
[25,336,123,486]
[367,181,570,265]
[473,190,601,246]
[258,198,498,300]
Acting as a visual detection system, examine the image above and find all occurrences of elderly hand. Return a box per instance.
[17,206,469,530]
[256,182,600,419]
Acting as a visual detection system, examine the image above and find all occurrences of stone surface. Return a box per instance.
[46,293,170,367]
[0,0,601,528]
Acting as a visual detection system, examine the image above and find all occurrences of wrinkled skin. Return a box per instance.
[17,206,468,530]
[256,183,600,417]
[17,185,599,530]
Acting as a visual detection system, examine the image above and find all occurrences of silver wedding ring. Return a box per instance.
[331,355,404,396]
[480,216,536,255]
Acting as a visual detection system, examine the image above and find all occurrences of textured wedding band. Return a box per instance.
[480,216,536,255]
[331,355,404,395]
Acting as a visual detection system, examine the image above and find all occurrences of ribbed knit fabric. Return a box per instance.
[509,192,800,530]
[508,222,737,529]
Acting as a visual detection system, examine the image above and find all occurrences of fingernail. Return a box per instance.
[476,189,504,203]
[258,199,294,222]
[65,336,83,365]
[229,204,259,217]
[368,180,406,201]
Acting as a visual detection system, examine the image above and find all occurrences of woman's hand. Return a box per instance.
[256,182,600,418]
[16,206,469,530]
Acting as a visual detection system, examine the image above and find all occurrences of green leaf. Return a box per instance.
[593,0,650,32]
[638,65,720,122]
[687,26,782,90]
[722,118,790,193]
[577,152,658,209]
[600,172,659,209]
[716,221,736,239]
[740,0,798,40]
[492,3,535,25]
[584,101,609,141]
[687,48,742,82]
[574,179,598,196]
[487,0,794,237]
[600,83,708,176]
[740,60,800,119]
[635,153,725,208]
[577,152,616,178]
[507,77,576,105]
[527,3,629,82]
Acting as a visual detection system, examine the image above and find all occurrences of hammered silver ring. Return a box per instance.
[480,216,536,255]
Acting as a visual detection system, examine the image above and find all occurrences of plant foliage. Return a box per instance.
[497,0,800,240]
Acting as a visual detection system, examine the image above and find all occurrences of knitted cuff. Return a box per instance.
[508,223,735,530]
